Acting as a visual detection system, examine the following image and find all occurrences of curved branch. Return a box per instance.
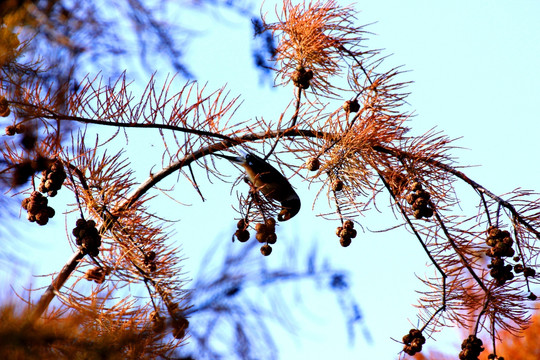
[33,128,537,322]
[38,112,238,144]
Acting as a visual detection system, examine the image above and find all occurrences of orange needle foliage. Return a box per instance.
[1,1,539,358]
[414,306,540,360]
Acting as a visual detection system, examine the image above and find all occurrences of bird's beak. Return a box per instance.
[213,153,245,165]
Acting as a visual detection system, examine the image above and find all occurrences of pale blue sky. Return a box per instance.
[2,1,540,359]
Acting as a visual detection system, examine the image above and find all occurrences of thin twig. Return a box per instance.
[434,211,488,293]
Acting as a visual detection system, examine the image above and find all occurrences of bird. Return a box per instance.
[214,151,301,221]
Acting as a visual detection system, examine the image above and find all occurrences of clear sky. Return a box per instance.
[2,1,540,359]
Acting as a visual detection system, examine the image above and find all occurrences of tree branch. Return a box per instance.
[30,249,85,322]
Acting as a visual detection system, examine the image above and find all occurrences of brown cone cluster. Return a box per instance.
[487,257,514,287]
[485,227,537,286]
[291,65,313,89]
[172,316,189,340]
[485,226,516,286]
[84,266,109,284]
[38,159,66,197]
[22,191,55,225]
[256,218,277,256]
[514,263,536,278]
[485,226,514,258]
[73,219,101,257]
[336,220,357,247]
[402,328,425,356]
[405,181,434,219]
[459,335,484,360]
[234,218,250,242]
[144,251,157,272]
[5,124,25,135]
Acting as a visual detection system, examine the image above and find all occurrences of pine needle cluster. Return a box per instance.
[1,1,539,358]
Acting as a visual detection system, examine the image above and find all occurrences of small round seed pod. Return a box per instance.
[524,267,536,277]
[487,226,500,238]
[235,229,250,242]
[255,231,267,243]
[260,244,272,256]
[172,317,189,340]
[15,124,26,134]
[46,206,55,218]
[145,251,157,262]
[418,190,430,200]
[237,218,248,230]
[505,247,515,258]
[306,157,320,171]
[339,228,354,239]
[422,207,434,218]
[35,212,49,225]
[265,217,276,228]
[343,99,360,113]
[331,179,344,192]
[265,218,276,233]
[150,311,165,333]
[21,197,30,210]
[5,125,15,135]
[255,222,267,234]
[340,236,352,247]
[414,197,427,209]
[291,66,313,89]
[405,193,417,205]
[402,333,413,344]
[266,233,277,244]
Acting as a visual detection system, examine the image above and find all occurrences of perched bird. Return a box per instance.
[214,152,301,221]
